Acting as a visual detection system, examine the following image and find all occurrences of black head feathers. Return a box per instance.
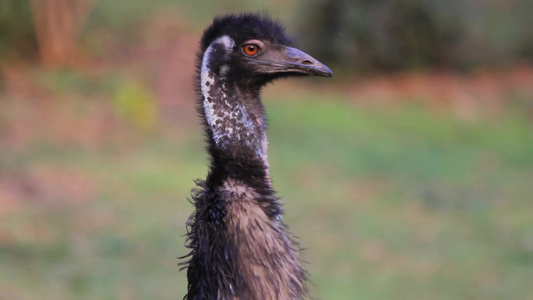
[200,13,293,52]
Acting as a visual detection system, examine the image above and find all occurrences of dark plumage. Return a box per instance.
[181,13,332,300]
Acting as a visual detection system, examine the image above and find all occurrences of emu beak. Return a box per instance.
[258,46,333,78]
[282,47,333,77]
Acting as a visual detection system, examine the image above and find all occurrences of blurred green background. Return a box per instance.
[1,0,532,299]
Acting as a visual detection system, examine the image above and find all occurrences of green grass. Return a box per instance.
[1,91,532,299]
[266,95,533,299]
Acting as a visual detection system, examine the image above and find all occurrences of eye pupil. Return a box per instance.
[243,44,259,56]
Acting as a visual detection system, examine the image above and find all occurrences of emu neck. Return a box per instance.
[201,66,271,184]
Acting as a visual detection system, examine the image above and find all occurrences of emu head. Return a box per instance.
[199,14,332,89]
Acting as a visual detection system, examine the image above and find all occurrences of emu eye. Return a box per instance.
[242,44,260,57]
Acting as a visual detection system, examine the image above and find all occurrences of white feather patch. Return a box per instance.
[200,35,258,148]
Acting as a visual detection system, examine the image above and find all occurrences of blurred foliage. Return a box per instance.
[0,0,37,63]
[112,80,158,130]
[36,69,118,96]
[297,0,533,74]
[4,0,532,73]
[87,0,174,33]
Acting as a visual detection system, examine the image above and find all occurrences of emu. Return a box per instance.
[182,13,332,300]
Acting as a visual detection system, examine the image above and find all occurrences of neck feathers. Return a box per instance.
[199,36,270,181]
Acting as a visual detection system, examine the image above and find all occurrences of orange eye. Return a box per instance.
[242,44,260,56]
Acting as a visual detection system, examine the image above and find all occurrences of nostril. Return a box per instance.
[301,60,313,65]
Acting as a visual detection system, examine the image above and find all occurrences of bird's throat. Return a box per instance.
[199,36,273,186]
[201,72,269,162]
[202,73,264,149]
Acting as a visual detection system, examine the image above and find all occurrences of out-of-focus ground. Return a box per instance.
[1,1,532,299]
